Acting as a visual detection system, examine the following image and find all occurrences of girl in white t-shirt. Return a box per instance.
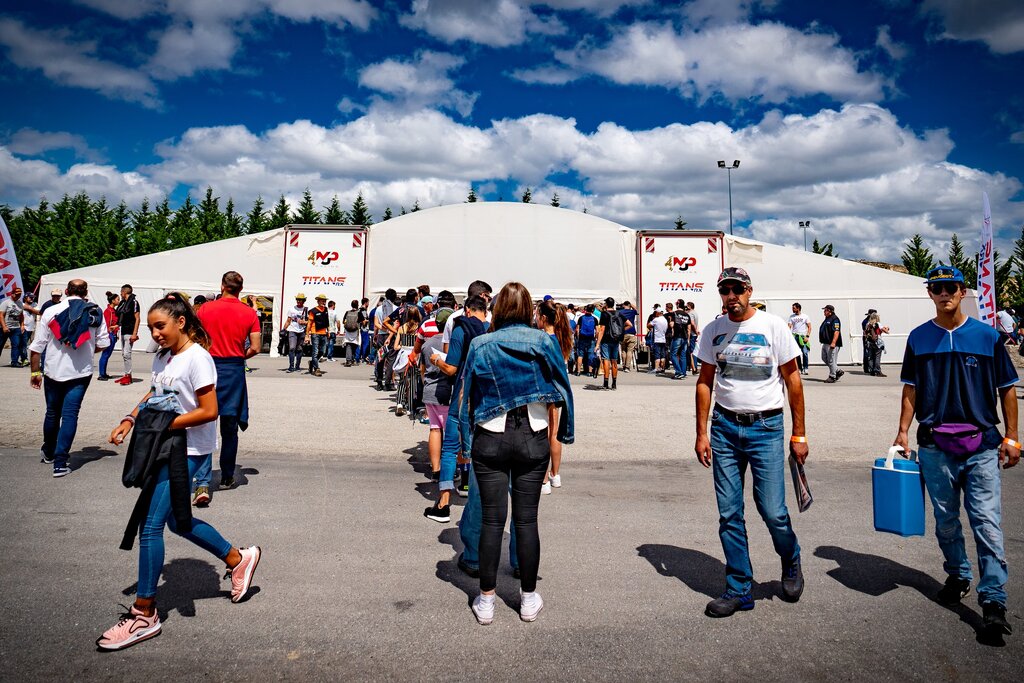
[98,293,261,651]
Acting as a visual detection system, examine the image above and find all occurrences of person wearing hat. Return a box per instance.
[694,267,807,617]
[0,285,26,367]
[894,265,1018,639]
[307,294,330,377]
[284,293,308,373]
[818,304,844,383]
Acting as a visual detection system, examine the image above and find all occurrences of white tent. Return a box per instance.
[365,202,636,303]
[39,229,285,350]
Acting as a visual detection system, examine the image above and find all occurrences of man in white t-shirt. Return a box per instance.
[283,293,308,373]
[28,279,109,477]
[694,267,808,618]
[646,309,668,374]
[787,302,811,375]
[996,307,1016,345]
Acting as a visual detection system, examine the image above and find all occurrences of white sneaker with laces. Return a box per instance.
[472,594,495,625]
[541,481,552,495]
[550,474,561,488]
[520,591,544,622]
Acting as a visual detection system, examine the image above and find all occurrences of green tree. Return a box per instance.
[550,192,560,207]
[169,193,198,248]
[149,197,173,253]
[268,195,292,230]
[994,250,1015,307]
[466,187,478,203]
[349,192,373,226]
[521,187,532,203]
[293,188,320,224]
[900,234,934,276]
[244,196,267,235]
[108,200,131,260]
[946,233,977,286]
[382,207,393,221]
[400,206,407,216]
[224,198,242,238]
[128,198,152,256]
[323,195,348,224]
[674,215,687,230]
[812,238,839,258]
[196,187,225,243]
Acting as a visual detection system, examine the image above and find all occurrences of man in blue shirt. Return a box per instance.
[895,265,1018,640]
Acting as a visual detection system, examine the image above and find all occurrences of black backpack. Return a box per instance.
[607,312,625,342]
[343,309,360,332]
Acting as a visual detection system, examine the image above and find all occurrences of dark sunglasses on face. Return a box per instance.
[718,284,747,296]
[928,282,960,296]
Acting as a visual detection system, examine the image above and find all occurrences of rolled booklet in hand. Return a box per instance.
[789,455,813,512]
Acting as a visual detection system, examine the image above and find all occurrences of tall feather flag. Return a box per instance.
[977,192,996,328]
[0,214,23,303]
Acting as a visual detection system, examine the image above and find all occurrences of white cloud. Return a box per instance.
[681,0,777,26]
[508,64,577,85]
[542,0,650,16]
[551,21,886,103]
[146,20,239,79]
[875,25,909,60]
[358,51,478,117]
[4,104,1021,261]
[1011,130,1024,145]
[0,148,167,207]
[0,18,160,107]
[400,0,564,48]
[922,0,1024,54]
[6,129,105,162]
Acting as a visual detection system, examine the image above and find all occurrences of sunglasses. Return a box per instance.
[928,282,961,296]
[718,284,747,295]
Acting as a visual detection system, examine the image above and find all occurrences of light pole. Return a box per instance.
[799,220,811,251]
[717,159,740,235]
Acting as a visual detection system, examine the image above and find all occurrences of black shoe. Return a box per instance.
[603,379,609,390]
[611,378,617,390]
[936,576,971,605]
[40,450,54,464]
[705,592,754,618]
[457,554,480,578]
[836,369,845,379]
[424,503,450,523]
[97,374,111,381]
[512,568,520,580]
[781,558,804,602]
[219,477,235,490]
[982,601,1012,636]
[824,377,837,383]
[458,468,470,497]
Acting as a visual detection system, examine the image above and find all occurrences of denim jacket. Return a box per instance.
[457,323,575,454]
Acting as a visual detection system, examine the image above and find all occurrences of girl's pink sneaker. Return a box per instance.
[230,546,261,603]
[96,606,161,650]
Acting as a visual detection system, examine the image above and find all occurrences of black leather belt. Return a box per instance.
[714,404,783,425]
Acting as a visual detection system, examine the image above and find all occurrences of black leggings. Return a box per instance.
[472,413,550,593]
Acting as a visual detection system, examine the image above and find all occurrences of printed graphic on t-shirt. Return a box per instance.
[711,331,774,380]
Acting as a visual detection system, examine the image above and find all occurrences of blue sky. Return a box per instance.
[1,0,1023,260]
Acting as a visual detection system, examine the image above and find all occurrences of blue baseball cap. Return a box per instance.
[925,265,965,284]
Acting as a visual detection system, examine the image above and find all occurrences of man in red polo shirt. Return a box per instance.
[196,271,261,498]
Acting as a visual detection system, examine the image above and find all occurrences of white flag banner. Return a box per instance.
[977,191,996,328]
[0,214,23,304]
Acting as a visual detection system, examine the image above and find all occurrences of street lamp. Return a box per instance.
[717,159,740,235]
[799,220,811,251]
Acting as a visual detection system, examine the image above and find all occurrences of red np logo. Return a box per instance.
[308,250,340,265]
[664,256,697,272]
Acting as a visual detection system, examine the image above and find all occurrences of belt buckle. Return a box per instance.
[738,412,757,426]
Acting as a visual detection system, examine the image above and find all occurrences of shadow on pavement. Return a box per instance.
[212,467,259,490]
[69,446,117,472]
[813,545,1002,647]
[435,526,520,612]
[121,558,230,621]
[636,544,782,601]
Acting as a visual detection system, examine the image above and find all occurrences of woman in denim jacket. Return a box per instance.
[456,282,574,625]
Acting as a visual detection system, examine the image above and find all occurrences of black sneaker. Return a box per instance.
[936,576,972,605]
[836,369,845,379]
[40,450,54,464]
[457,469,470,497]
[424,503,450,523]
[611,378,617,390]
[705,592,754,618]
[457,554,480,578]
[982,601,1012,636]
[824,377,837,383]
[602,379,609,390]
[219,477,235,490]
[781,558,804,602]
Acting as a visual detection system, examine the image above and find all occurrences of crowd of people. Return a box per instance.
[4,260,1019,647]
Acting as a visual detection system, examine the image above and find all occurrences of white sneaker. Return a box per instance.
[520,591,544,622]
[550,474,561,488]
[541,481,552,495]
[472,594,495,625]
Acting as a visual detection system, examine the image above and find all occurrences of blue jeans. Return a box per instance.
[918,445,1007,606]
[42,375,91,470]
[326,332,336,360]
[99,331,117,376]
[219,415,240,483]
[193,453,212,490]
[576,335,595,372]
[310,334,326,371]
[287,331,303,370]
[137,455,233,598]
[793,336,809,372]
[710,409,799,596]
[669,336,688,376]
[459,464,518,570]
[358,330,370,361]
[439,412,461,490]
[6,328,23,365]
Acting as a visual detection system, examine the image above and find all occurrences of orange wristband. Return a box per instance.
[790,436,807,444]
[1003,438,1022,450]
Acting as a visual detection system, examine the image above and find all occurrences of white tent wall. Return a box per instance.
[39,229,285,354]
[722,235,979,365]
[365,203,636,304]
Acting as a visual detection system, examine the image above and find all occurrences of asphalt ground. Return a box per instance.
[0,355,1022,681]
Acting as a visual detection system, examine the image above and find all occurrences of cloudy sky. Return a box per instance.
[1,0,1023,260]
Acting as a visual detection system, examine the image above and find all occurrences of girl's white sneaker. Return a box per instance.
[472,594,495,625]
[550,474,561,488]
[520,591,544,622]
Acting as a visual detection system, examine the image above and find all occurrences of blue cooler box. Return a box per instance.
[872,447,926,537]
